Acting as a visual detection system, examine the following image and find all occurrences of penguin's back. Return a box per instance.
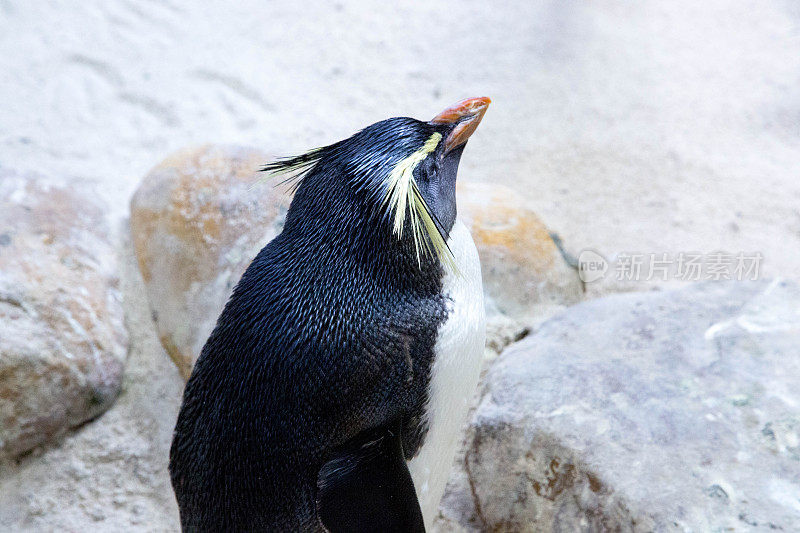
[169,223,449,530]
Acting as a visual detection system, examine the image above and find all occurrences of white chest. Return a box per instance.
[406,219,485,528]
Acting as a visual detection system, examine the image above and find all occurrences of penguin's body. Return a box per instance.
[169,98,490,532]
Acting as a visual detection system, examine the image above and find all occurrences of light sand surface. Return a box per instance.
[2,0,799,277]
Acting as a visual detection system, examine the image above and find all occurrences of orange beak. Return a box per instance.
[430,96,491,153]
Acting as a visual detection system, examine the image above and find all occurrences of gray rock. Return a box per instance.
[0,169,127,461]
[437,280,800,532]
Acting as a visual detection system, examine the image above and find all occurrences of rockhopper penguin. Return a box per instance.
[169,97,491,532]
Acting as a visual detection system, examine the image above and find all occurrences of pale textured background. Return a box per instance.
[1,1,800,531]
[2,0,799,276]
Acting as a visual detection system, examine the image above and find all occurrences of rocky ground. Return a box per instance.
[1,146,799,531]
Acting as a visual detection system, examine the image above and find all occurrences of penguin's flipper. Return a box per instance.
[317,421,425,533]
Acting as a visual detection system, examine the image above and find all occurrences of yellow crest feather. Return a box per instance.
[383,132,458,272]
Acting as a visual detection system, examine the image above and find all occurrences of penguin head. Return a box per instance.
[263,97,490,271]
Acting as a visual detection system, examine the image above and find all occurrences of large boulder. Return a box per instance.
[437,280,800,532]
[458,182,584,357]
[457,182,583,320]
[0,169,127,461]
[0,223,183,531]
[130,145,289,379]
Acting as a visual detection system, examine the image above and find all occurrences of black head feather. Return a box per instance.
[260,117,465,269]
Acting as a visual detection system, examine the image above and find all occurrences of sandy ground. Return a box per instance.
[2,1,799,278]
[1,1,799,530]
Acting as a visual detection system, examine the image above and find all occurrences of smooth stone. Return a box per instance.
[130,145,289,378]
[437,280,800,532]
[0,168,127,461]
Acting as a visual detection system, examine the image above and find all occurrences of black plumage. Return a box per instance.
[169,116,469,531]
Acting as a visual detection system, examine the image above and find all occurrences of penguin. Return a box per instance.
[169,97,490,532]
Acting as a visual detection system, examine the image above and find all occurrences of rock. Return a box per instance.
[458,182,584,355]
[0,169,127,461]
[438,280,800,532]
[130,145,289,378]
[458,182,584,318]
[0,224,183,531]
